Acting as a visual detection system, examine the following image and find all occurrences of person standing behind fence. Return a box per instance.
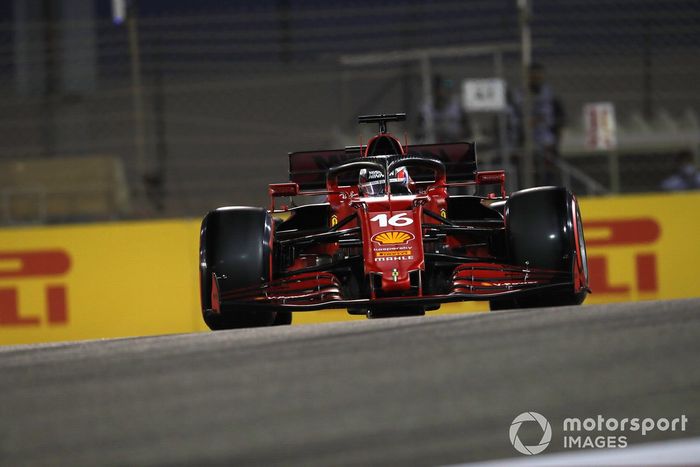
[660,150,700,191]
[416,75,471,143]
[511,63,566,186]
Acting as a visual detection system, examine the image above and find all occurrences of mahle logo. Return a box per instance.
[510,412,552,455]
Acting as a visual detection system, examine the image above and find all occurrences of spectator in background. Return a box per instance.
[661,150,700,191]
[510,63,566,186]
[417,75,471,143]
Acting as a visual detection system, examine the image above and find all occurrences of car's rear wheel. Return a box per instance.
[200,207,290,329]
[489,187,588,311]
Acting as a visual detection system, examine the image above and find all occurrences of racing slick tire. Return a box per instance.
[200,207,289,330]
[490,186,588,310]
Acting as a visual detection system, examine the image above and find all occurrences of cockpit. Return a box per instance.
[359,128,413,196]
[358,165,412,196]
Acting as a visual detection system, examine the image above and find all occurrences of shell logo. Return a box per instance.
[371,230,415,245]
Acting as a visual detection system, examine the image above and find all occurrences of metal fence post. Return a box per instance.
[518,0,534,188]
[127,1,147,182]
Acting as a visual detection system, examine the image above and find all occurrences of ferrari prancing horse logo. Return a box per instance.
[371,231,415,245]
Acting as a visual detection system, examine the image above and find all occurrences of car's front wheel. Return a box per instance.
[200,207,290,329]
[489,186,589,310]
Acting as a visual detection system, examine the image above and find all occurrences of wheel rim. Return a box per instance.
[573,200,589,289]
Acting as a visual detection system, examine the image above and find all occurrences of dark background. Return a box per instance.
[0,0,698,221]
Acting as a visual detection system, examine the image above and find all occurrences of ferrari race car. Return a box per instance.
[200,113,589,329]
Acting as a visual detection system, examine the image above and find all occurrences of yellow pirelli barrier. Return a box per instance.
[1,192,699,345]
[0,220,206,345]
[579,192,700,304]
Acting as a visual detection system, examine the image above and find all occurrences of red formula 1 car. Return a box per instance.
[200,113,589,329]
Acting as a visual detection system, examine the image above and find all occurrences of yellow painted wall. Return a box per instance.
[1,192,698,345]
[579,192,700,303]
[0,220,205,345]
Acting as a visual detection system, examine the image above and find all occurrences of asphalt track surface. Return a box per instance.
[1,298,700,466]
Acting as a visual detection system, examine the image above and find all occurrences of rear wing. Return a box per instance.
[288,142,477,190]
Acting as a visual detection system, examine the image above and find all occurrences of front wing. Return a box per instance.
[212,262,574,312]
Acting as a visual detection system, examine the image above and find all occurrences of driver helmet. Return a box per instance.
[359,166,411,196]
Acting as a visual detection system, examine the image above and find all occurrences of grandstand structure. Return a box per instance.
[0,0,698,223]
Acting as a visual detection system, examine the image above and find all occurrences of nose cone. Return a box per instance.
[381,269,412,292]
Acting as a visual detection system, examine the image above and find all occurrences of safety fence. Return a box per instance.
[0,1,699,224]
